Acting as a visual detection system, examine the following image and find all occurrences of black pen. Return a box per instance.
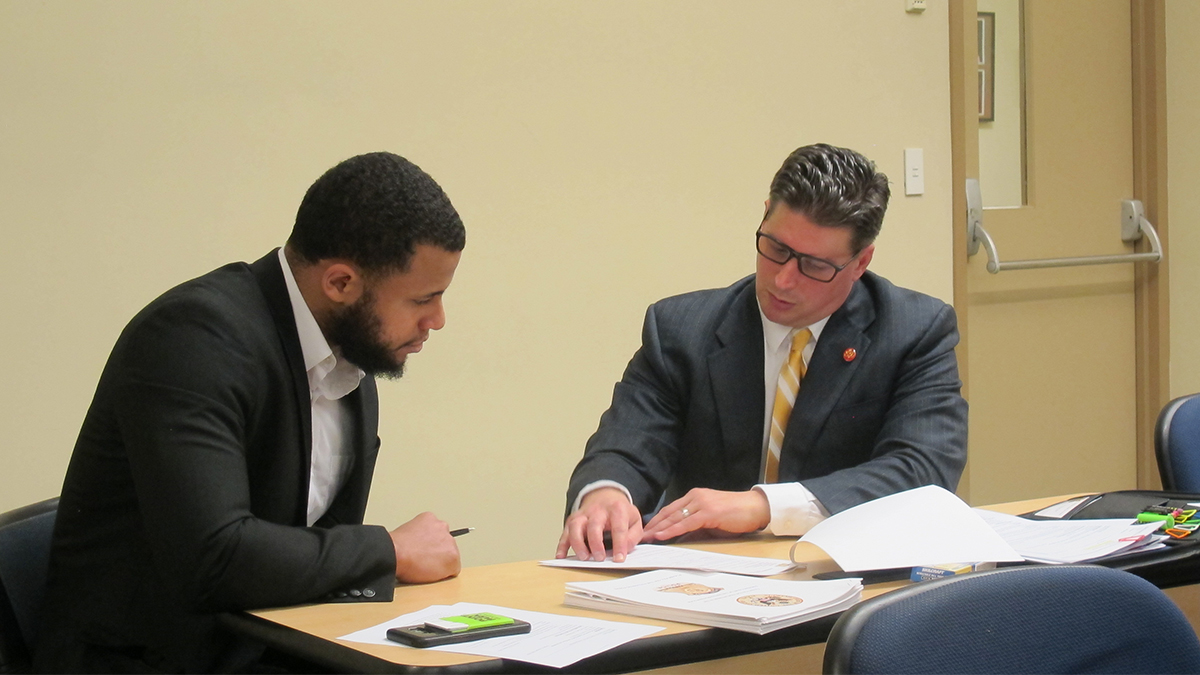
[450,527,474,537]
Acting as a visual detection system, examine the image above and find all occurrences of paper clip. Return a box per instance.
[1164,528,1192,539]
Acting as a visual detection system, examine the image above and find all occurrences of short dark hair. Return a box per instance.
[288,152,465,276]
[767,144,890,253]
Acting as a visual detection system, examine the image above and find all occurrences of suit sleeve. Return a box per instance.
[112,297,395,612]
[565,305,686,517]
[801,303,969,514]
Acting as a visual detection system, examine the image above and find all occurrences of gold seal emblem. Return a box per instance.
[737,594,803,607]
[658,583,722,595]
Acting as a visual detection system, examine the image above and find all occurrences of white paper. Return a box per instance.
[794,485,1024,571]
[1033,496,1089,519]
[338,602,662,669]
[974,509,1165,564]
[539,544,799,576]
[565,569,860,634]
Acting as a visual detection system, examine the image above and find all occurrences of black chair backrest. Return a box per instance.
[1156,393,1200,492]
[824,564,1200,674]
[0,497,58,673]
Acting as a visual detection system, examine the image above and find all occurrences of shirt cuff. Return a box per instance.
[572,480,633,513]
[753,483,829,536]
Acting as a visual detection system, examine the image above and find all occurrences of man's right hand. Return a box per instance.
[390,512,461,583]
[555,487,643,562]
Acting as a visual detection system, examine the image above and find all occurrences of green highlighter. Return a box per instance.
[1136,512,1175,528]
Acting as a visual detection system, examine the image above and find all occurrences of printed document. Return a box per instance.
[340,602,661,669]
[540,544,798,576]
[792,485,1024,571]
[973,509,1166,563]
[565,569,861,634]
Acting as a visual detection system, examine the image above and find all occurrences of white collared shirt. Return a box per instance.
[277,248,366,526]
[752,307,831,536]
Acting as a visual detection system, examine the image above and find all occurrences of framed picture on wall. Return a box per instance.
[978,12,995,121]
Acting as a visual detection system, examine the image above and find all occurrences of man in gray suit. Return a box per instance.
[558,144,967,562]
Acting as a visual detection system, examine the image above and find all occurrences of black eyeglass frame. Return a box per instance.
[755,229,858,283]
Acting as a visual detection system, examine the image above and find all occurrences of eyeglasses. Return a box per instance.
[755,229,855,283]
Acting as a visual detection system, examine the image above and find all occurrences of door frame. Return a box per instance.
[947,0,1170,498]
[1130,0,1169,490]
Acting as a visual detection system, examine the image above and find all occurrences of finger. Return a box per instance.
[642,512,668,537]
[650,505,705,541]
[555,525,573,559]
[609,511,631,562]
[642,506,680,539]
[643,503,688,540]
[649,519,702,541]
[615,506,644,561]
[626,516,644,556]
[566,516,591,561]
[643,497,685,536]
[585,515,609,562]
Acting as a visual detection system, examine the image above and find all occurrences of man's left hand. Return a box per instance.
[641,488,771,541]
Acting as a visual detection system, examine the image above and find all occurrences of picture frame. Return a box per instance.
[978,12,996,121]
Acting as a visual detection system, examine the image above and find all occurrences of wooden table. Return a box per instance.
[221,494,1198,673]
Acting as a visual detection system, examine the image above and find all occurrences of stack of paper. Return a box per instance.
[792,485,1024,571]
[789,485,1170,571]
[564,569,861,635]
[973,509,1167,563]
[540,544,798,576]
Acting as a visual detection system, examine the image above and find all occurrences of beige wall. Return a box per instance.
[0,1,954,566]
[1168,0,1200,399]
[2,1,1197,571]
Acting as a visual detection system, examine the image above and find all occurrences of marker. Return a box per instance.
[450,527,474,537]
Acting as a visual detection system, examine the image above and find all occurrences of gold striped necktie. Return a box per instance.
[765,328,811,483]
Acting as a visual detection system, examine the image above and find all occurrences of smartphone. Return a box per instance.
[386,619,531,648]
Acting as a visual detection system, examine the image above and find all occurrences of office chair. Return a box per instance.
[0,497,58,674]
[823,564,1200,674]
[1156,393,1200,492]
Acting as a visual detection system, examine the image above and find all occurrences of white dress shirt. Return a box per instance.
[277,248,366,526]
[751,307,831,536]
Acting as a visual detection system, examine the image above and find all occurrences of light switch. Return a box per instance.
[906,0,927,13]
[904,148,925,196]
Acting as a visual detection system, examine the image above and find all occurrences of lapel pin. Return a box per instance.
[843,348,857,362]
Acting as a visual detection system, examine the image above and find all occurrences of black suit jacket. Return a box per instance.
[567,272,968,518]
[36,251,396,673]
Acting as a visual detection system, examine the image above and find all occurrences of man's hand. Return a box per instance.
[641,488,770,541]
[390,512,461,583]
[556,487,644,562]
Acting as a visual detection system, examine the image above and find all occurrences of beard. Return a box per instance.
[323,289,406,380]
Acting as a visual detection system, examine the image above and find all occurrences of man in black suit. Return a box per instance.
[37,152,465,673]
[558,144,967,562]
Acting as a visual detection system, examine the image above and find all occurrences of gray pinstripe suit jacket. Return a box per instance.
[566,271,968,518]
